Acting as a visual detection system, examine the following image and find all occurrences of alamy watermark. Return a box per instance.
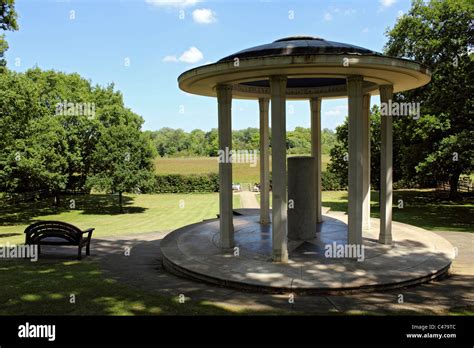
[55,100,96,118]
[324,242,365,262]
[217,147,258,167]
[381,100,420,119]
[0,242,38,262]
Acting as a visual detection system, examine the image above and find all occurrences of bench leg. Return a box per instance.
[86,243,90,256]
[77,247,82,260]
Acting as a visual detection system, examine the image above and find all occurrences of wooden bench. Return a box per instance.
[25,221,94,260]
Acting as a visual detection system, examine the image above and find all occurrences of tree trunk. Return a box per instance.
[119,191,123,213]
[449,171,461,199]
[53,192,60,206]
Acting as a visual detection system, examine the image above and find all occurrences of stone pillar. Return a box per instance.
[310,97,322,223]
[217,84,234,248]
[270,75,288,263]
[379,85,394,245]
[288,157,316,241]
[259,98,270,225]
[362,94,371,230]
[347,76,364,246]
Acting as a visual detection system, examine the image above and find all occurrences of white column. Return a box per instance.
[259,98,270,225]
[347,76,364,246]
[270,76,288,263]
[362,94,371,230]
[379,85,394,244]
[310,97,322,223]
[217,84,234,248]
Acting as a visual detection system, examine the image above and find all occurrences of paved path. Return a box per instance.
[237,191,260,209]
[38,216,473,315]
[59,228,470,315]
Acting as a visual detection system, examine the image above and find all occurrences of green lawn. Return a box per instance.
[0,189,472,316]
[155,155,331,184]
[0,193,241,245]
[0,259,285,316]
[258,189,473,233]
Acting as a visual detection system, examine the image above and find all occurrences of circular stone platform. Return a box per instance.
[161,212,455,294]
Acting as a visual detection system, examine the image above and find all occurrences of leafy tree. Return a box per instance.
[0,71,68,200]
[328,106,382,189]
[0,0,18,72]
[384,0,474,197]
[86,114,156,213]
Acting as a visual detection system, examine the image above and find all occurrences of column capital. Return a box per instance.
[379,84,394,102]
[216,84,232,104]
[258,97,269,113]
[269,75,288,83]
[216,84,233,92]
[346,75,364,83]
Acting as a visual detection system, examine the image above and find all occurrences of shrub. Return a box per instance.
[321,171,345,191]
[151,173,219,193]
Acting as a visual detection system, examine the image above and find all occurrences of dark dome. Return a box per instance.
[218,36,381,63]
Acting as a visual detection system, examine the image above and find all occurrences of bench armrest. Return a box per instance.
[80,228,95,239]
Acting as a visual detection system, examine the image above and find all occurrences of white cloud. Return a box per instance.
[379,0,396,7]
[146,0,200,8]
[397,10,404,18]
[362,27,369,33]
[192,8,217,24]
[162,55,178,62]
[162,47,204,64]
[324,105,346,117]
[323,12,333,21]
[179,46,204,63]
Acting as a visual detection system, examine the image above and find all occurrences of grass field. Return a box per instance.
[155,155,331,183]
[0,189,472,315]
[258,190,473,233]
[0,193,241,245]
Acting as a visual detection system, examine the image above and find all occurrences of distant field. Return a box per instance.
[155,155,331,183]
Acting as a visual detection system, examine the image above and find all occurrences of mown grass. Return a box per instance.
[155,155,330,183]
[258,190,473,233]
[0,193,241,245]
[0,260,281,316]
[323,190,473,233]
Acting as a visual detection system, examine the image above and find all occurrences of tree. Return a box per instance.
[384,0,474,197]
[0,0,18,72]
[86,113,156,213]
[328,106,382,190]
[0,71,69,200]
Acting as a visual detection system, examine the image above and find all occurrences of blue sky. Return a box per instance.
[6,0,411,131]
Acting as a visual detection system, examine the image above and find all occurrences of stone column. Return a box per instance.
[347,76,364,246]
[362,94,371,230]
[217,84,234,248]
[379,85,394,244]
[270,76,288,263]
[310,97,322,223]
[259,98,270,225]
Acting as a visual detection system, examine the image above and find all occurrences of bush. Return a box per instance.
[151,173,219,193]
[321,171,345,191]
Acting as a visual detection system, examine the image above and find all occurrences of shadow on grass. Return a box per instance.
[0,259,234,316]
[0,194,147,227]
[324,190,473,233]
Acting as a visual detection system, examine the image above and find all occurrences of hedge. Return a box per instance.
[152,173,219,193]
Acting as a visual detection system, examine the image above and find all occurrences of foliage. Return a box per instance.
[328,106,382,190]
[152,173,219,193]
[148,127,337,158]
[0,0,18,71]
[384,0,474,196]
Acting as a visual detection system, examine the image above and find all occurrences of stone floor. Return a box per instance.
[36,215,473,315]
[161,212,455,293]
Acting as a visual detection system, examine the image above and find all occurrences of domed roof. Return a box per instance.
[218,36,381,63]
